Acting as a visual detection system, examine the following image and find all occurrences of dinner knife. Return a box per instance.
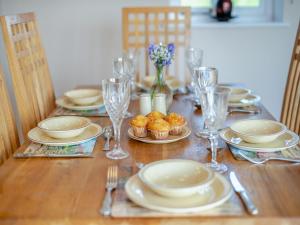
[229,171,258,215]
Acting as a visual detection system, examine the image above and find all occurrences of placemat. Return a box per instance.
[229,144,300,161]
[50,106,107,117]
[111,188,244,217]
[14,139,97,158]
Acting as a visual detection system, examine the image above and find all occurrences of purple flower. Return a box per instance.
[148,43,175,68]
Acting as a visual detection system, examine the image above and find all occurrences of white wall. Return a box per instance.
[0,0,299,119]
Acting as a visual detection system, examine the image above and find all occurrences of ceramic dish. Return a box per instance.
[228,94,261,107]
[230,119,286,143]
[228,87,251,102]
[64,89,101,106]
[56,97,104,111]
[125,173,233,213]
[136,75,184,92]
[28,123,102,146]
[138,159,215,198]
[128,126,191,144]
[38,116,91,139]
[220,128,299,152]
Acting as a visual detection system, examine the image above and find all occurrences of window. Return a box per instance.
[170,0,283,23]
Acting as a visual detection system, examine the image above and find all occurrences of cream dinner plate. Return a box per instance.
[220,128,299,152]
[228,94,261,107]
[136,75,184,92]
[128,127,191,144]
[28,123,103,146]
[56,96,104,111]
[125,174,233,213]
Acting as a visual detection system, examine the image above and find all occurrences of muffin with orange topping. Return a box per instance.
[164,112,186,135]
[147,118,170,140]
[146,111,165,123]
[130,115,149,137]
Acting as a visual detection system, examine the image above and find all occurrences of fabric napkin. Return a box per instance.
[50,106,107,117]
[229,144,300,161]
[14,139,97,158]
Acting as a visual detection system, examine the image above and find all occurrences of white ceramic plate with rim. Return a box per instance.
[128,126,191,144]
[220,128,299,152]
[228,94,261,107]
[28,123,103,146]
[56,96,104,111]
[125,173,233,213]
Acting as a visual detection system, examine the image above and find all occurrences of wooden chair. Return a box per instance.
[0,65,19,165]
[122,7,191,83]
[0,12,56,136]
[281,22,300,135]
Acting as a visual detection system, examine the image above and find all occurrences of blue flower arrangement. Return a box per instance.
[148,43,175,102]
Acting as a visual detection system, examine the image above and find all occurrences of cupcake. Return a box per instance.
[164,112,186,135]
[147,118,170,140]
[146,111,165,123]
[130,115,149,137]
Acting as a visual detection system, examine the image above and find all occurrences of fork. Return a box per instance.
[100,166,118,216]
[239,151,300,164]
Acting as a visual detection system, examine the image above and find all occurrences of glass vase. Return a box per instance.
[151,66,173,111]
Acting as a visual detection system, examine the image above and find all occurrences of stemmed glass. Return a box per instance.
[185,47,203,101]
[102,77,131,160]
[113,57,134,117]
[123,49,139,100]
[193,67,218,137]
[198,86,231,173]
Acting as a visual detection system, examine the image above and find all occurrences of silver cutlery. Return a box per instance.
[239,151,300,164]
[229,107,261,114]
[229,171,258,215]
[103,126,113,151]
[100,165,118,216]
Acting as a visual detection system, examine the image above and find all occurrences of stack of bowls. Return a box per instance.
[137,159,215,198]
[229,119,287,144]
[226,87,250,103]
[38,116,91,139]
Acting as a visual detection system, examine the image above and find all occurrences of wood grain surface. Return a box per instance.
[0,94,300,225]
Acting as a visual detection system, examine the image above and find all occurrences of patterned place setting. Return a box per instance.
[14,116,103,158]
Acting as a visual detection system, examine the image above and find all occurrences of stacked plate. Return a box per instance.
[125,159,233,213]
[56,89,104,111]
[220,119,299,152]
[28,116,103,146]
[225,87,261,107]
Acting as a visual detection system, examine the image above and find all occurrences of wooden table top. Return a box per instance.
[0,94,300,225]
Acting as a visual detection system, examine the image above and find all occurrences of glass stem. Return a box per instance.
[210,136,218,165]
[113,120,122,150]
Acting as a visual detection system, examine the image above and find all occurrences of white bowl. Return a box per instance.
[228,87,250,102]
[230,119,287,144]
[138,159,215,198]
[64,89,101,106]
[38,116,91,139]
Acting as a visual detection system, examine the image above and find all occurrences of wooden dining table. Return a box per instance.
[0,92,300,225]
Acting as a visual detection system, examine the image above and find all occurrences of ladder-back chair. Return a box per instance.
[281,22,300,135]
[0,65,19,165]
[0,12,56,136]
[122,7,191,83]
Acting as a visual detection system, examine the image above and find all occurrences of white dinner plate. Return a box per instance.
[220,128,299,152]
[28,123,103,146]
[128,127,191,144]
[56,96,104,111]
[228,94,261,107]
[125,173,233,213]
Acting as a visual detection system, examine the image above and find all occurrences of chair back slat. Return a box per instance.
[0,65,19,165]
[122,7,191,83]
[281,22,300,135]
[0,12,55,136]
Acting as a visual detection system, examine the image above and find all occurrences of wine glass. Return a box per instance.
[102,77,131,160]
[198,86,230,173]
[113,57,134,117]
[185,47,203,101]
[123,49,139,100]
[193,67,218,137]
